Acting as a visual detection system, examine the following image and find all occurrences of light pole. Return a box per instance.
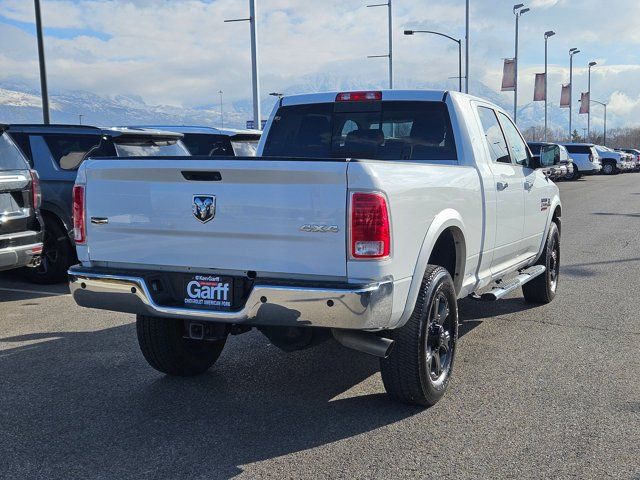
[404,30,463,92]
[568,47,580,139]
[544,30,555,141]
[590,99,607,146]
[465,0,469,93]
[218,90,224,129]
[587,61,597,140]
[225,0,261,130]
[367,1,393,89]
[78,114,83,125]
[513,4,530,124]
[34,0,50,124]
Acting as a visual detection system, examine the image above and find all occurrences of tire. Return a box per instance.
[523,221,560,304]
[380,265,458,407]
[136,315,227,376]
[21,217,73,284]
[602,162,616,175]
[564,166,577,181]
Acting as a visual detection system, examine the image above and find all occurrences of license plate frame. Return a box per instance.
[182,274,234,311]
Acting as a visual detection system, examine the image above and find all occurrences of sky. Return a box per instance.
[0,0,639,130]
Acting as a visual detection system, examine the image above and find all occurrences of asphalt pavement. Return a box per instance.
[0,173,639,479]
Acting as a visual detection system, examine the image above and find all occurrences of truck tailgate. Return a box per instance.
[83,158,348,277]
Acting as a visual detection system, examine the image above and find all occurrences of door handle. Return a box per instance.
[524,181,534,191]
[497,181,509,191]
[90,217,109,225]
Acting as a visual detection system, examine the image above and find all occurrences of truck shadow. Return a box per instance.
[0,325,422,479]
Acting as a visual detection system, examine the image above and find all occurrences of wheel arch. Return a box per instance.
[394,209,467,329]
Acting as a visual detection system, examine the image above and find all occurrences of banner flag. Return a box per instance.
[533,73,546,101]
[579,92,590,114]
[560,84,570,108]
[501,59,516,92]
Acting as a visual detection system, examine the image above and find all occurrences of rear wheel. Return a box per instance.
[564,165,580,181]
[21,217,73,284]
[136,315,227,376]
[523,221,560,304]
[380,265,458,407]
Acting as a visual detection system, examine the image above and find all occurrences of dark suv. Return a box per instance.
[5,125,187,283]
[0,126,43,272]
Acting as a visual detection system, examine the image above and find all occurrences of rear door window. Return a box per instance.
[477,107,510,164]
[0,133,29,170]
[263,101,457,161]
[497,113,529,166]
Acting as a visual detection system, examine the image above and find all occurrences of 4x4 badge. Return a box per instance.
[193,195,216,223]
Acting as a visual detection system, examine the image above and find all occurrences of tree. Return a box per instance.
[571,129,580,142]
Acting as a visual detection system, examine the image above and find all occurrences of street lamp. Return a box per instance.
[404,30,463,92]
[367,1,394,89]
[269,92,283,98]
[225,0,261,130]
[587,61,597,140]
[34,0,50,124]
[590,99,607,146]
[568,48,580,139]
[544,30,555,141]
[465,0,470,93]
[218,90,223,129]
[513,4,530,124]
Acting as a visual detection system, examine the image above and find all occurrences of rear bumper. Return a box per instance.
[0,242,42,272]
[68,267,394,331]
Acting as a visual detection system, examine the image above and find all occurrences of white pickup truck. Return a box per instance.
[69,90,562,407]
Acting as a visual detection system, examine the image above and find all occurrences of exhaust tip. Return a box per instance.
[332,329,394,358]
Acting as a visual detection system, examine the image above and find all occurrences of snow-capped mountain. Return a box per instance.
[0,77,590,133]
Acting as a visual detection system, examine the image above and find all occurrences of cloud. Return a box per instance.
[0,0,639,127]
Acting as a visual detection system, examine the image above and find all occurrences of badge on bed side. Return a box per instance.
[193,195,216,223]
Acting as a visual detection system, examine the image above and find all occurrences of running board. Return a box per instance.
[478,265,546,301]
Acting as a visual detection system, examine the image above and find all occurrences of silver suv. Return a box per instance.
[560,143,601,180]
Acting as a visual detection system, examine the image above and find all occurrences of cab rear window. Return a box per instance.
[263,101,457,161]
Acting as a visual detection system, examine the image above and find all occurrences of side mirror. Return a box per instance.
[539,144,561,168]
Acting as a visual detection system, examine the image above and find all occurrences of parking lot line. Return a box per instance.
[0,287,68,296]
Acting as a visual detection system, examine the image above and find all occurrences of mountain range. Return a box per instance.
[0,76,592,134]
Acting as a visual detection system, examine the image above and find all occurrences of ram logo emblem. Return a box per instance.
[192,195,216,223]
[299,224,340,233]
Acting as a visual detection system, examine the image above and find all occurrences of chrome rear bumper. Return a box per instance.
[68,267,394,330]
[0,242,42,271]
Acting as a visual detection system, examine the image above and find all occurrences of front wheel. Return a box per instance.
[523,221,560,304]
[136,315,227,376]
[380,265,459,407]
[602,162,616,175]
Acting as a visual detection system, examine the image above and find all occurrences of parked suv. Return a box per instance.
[528,142,573,180]
[560,143,602,180]
[0,126,43,272]
[133,126,262,157]
[595,146,634,175]
[616,148,640,171]
[5,124,188,283]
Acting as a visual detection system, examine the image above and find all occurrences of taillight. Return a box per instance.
[72,185,86,245]
[336,91,382,102]
[29,170,41,209]
[350,192,390,259]
[589,154,594,162]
